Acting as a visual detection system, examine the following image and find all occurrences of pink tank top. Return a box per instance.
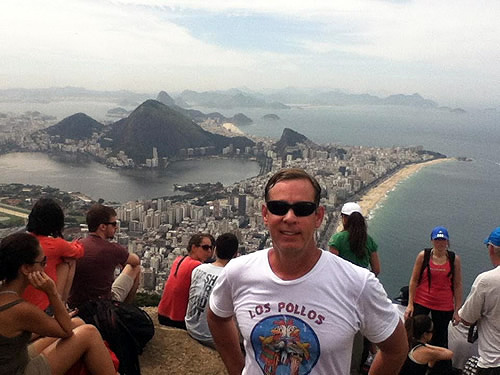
[414,258,454,311]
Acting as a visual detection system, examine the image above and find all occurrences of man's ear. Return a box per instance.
[262,204,269,225]
[315,206,325,228]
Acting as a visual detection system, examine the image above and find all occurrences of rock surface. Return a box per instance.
[140,308,229,375]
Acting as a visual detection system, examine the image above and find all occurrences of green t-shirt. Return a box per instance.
[328,230,378,269]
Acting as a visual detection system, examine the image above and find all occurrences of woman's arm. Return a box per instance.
[452,255,463,324]
[405,251,424,320]
[413,344,453,368]
[370,252,381,276]
[20,271,73,338]
[329,246,339,255]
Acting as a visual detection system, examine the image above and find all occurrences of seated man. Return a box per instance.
[185,233,238,347]
[157,233,215,329]
[69,204,141,309]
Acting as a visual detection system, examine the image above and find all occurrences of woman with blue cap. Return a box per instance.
[404,226,463,374]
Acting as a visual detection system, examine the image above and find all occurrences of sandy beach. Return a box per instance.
[336,158,453,231]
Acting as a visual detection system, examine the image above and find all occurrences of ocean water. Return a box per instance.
[216,105,500,296]
[1,102,499,295]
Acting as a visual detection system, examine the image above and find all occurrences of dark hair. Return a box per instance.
[188,233,215,252]
[0,232,40,283]
[344,212,368,259]
[215,233,239,260]
[264,168,321,205]
[86,204,117,232]
[26,198,65,238]
[405,315,433,348]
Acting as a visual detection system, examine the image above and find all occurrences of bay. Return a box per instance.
[0,152,260,202]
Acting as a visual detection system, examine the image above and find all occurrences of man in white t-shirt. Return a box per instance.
[208,168,407,375]
[459,227,500,374]
[185,233,238,348]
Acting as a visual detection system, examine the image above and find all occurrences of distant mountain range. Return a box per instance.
[155,91,253,126]
[0,86,468,112]
[44,100,255,163]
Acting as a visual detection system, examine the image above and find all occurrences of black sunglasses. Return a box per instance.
[105,221,117,227]
[200,244,213,251]
[32,255,47,267]
[266,201,317,217]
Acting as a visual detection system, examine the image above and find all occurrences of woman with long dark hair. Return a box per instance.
[0,232,116,375]
[23,198,83,311]
[328,202,380,275]
[400,315,453,375]
[328,202,381,375]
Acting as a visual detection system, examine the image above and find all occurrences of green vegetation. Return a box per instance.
[135,292,161,307]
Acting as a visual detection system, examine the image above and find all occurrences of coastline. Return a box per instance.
[336,158,454,231]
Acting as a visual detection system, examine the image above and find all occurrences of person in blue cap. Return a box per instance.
[405,226,463,374]
[458,227,500,374]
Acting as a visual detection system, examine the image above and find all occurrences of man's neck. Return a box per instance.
[268,246,322,281]
[213,259,229,267]
[90,231,107,240]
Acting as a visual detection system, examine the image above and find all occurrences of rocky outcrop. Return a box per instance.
[140,308,228,375]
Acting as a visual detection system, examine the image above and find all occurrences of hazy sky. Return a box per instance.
[1,0,498,107]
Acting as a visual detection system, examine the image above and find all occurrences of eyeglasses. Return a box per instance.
[266,201,317,217]
[200,244,213,251]
[105,221,117,227]
[32,256,47,267]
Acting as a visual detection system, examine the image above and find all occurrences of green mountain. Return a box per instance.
[104,100,254,162]
[46,113,104,140]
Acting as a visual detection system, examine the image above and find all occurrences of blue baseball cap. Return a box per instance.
[431,226,449,240]
[484,227,500,247]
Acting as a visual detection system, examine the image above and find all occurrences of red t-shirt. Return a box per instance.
[415,258,454,311]
[23,234,84,310]
[157,256,201,322]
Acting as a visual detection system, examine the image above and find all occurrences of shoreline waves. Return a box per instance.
[335,158,453,232]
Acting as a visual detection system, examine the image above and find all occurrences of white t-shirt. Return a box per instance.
[459,266,500,369]
[210,249,400,375]
[185,263,224,345]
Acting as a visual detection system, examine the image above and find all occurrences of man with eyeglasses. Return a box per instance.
[208,168,406,375]
[459,227,500,374]
[157,233,215,329]
[69,204,141,309]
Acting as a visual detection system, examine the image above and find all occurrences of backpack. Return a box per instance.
[78,299,155,375]
[418,248,455,292]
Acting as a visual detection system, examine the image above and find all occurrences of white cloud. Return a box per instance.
[0,0,498,105]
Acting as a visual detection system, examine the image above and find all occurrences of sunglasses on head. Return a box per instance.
[266,200,317,217]
[200,244,213,251]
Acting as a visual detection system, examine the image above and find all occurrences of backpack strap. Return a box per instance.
[448,250,456,293]
[174,255,188,277]
[418,248,432,291]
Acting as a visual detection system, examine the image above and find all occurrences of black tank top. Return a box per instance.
[399,343,429,375]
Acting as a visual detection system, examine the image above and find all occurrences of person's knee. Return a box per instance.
[71,317,85,328]
[123,264,141,279]
[74,324,103,343]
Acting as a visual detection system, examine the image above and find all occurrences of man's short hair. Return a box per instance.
[86,204,117,232]
[264,168,321,205]
[215,233,239,260]
[187,233,215,252]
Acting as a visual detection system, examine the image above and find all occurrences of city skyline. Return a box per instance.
[1,0,499,108]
